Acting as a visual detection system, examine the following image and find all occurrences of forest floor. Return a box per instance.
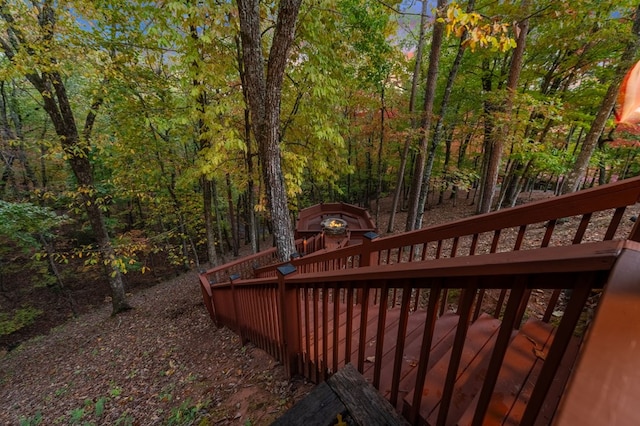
[1,188,637,425]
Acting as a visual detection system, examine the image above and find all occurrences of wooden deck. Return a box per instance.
[294,202,377,243]
[199,177,640,425]
[298,299,579,425]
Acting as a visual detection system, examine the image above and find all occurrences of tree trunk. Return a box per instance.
[236,34,259,254]
[375,85,386,224]
[386,0,429,233]
[0,5,131,314]
[226,173,239,257]
[236,0,300,261]
[189,17,220,268]
[202,178,219,267]
[405,0,447,231]
[415,0,472,228]
[212,179,226,259]
[561,5,640,194]
[478,2,529,213]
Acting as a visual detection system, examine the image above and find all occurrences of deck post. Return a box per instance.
[277,263,300,379]
[229,273,245,345]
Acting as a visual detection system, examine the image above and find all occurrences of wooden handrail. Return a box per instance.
[283,176,640,275]
[207,240,639,423]
[554,241,640,425]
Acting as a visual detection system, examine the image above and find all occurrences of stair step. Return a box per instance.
[456,319,555,425]
[401,313,501,425]
[366,312,460,407]
[302,304,581,426]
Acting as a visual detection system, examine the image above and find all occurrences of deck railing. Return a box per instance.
[281,240,637,424]
[199,232,329,320]
[205,240,639,423]
[199,177,640,423]
[286,176,640,275]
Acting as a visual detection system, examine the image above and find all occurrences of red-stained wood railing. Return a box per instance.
[199,177,640,424]
[554,241,640,425]
[199,233,325,288]
[288,176,640,275]
[206,239,639,424]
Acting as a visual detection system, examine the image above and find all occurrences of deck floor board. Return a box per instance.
[298,301,580,425]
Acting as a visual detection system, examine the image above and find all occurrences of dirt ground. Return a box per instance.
[1,188,637,425]
[0,270,313,425]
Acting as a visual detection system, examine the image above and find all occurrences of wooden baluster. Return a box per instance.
[357,286,370,373]
[521,274,594,425]
[491,229,501,253]
[409,281,442,424]
[276,264,299,379]
[345,283,354,366]
[373,282,389,389]
[322,285,329,381]
[472,279,528,424]
[390,281,412,407]
[269,287,281,358]
[514,224,527,250]
[451,236,459,257]
[572,213,591,244]
[604,206,626,240]
[437,281,478,425]
[469,233,479,255]
[303,288,311,379]
[541,219,555,247]
[229,274,244,345]
[333,284,340,374]
[543,289,563,323]
[472,289,485,322]
[313,286,320,382]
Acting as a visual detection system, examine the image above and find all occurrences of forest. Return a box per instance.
[1,0,639,345]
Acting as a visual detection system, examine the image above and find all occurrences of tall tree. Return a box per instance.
[236,0,302,261]
[405,0,447,231]
[561,4,640,194]
[414,0,475,228]
[478,0,530,213]
[0,1,131,314]
[387,0,429,233]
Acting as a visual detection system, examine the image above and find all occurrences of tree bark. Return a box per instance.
[236,34,259,254]
[188,14,220,268]
[405,0,447,231]
[415,0,473,228]
[478,1,529,213]
[236,0,301,261]
[202,178,219,267]
[386,0,429,233]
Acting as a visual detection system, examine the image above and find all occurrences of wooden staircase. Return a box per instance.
[297,299,579,425]
[198,177,640,425]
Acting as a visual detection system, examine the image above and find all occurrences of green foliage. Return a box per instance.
[0,0,636,310]
[0,201,68,252]
[166,399,209,425]
[18,411,43,426]
[0,307,43,336]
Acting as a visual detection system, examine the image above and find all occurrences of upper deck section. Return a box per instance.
[294,202,377,242]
